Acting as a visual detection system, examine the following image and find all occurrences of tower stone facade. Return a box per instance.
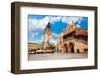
[43,23,52,50]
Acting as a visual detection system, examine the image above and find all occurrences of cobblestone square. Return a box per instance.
[28,53,88,61]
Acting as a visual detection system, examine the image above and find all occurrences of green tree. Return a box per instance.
[49,43,55,50]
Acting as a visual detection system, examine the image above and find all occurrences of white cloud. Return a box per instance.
[29,16,49,30]
[28,16,62,31]
[76,24,80,28]
[52,32,59,38]
[28,16,84,32]
[62,16,84,25]
[32,32,38,38]
[50,16,62,24]
[29,16,84,33]
[41,35,44,40]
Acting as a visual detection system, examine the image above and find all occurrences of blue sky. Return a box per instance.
[28,15,88,44]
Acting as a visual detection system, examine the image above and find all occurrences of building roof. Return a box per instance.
[62,23,76,36]
[56,23,88,42]
[75,28,87,36]
[59,23,88,37]
[63,23,88,36]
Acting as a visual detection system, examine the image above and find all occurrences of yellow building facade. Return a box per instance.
[28,43,38,52]
[57,23,88,53]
